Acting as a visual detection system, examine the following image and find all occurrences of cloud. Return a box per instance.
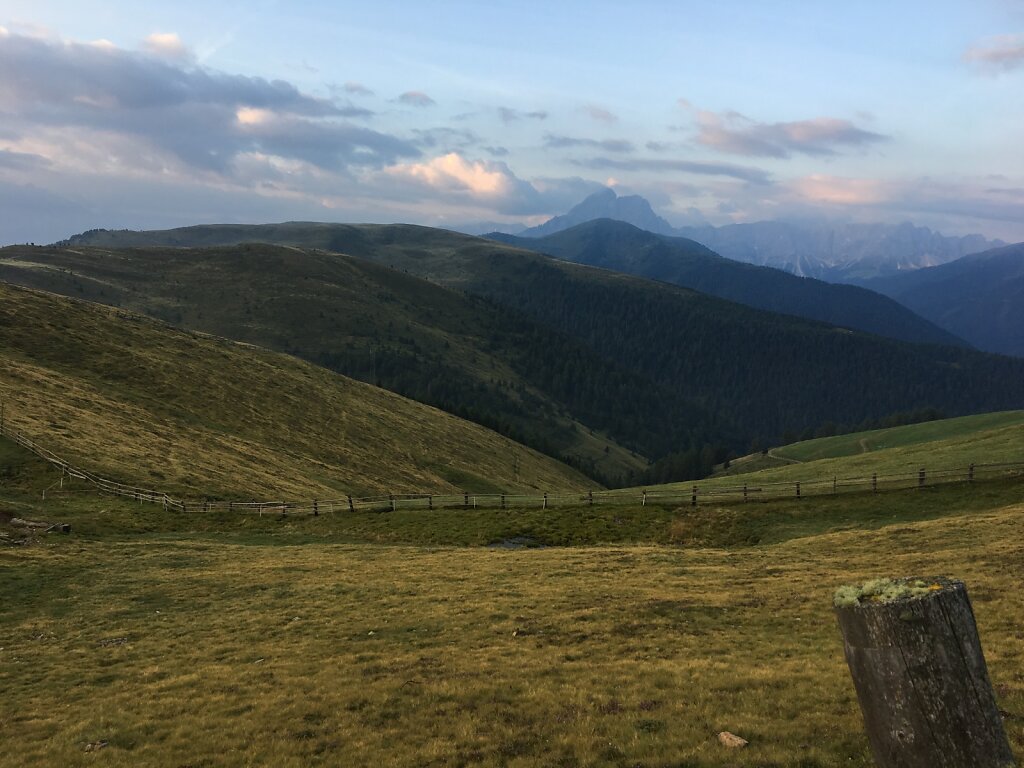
[380,153,605,217]
[398,90,435,107]
[497,106,548,123]
[411,127,480,150]
[483,145,509,157]
[141,32,189,61]
[343,81,374,96]
[576,156,772,184]
[544,134,634,153]
[963,35,1024,73]
[0,32,416,175]
[681,102,887,158]
[0,149,51,171]
[582,104,617,123]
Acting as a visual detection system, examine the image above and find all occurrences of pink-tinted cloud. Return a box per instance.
[582,104,617,123]
[681,102,887,158]
[141,32,189,60]
[963,35,1024,72]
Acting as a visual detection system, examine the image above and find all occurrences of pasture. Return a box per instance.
[2,445,1022,767]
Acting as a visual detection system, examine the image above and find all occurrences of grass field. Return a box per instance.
[652,412,1024,499]
[772,411,1024,463]
[3,442,1022,767]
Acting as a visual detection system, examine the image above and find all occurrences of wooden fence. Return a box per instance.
[2,413,1022,516]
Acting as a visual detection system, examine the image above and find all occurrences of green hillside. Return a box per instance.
[663,411,1024,493]
[16,223,1024,482]
[491,219,965,347]
[772,410,1024,463]
[1,243,655,484]
[0,282,591,498]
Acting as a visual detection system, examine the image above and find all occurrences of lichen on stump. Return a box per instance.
[834,576,1017,768]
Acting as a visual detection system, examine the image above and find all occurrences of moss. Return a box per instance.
[834,577,948,608]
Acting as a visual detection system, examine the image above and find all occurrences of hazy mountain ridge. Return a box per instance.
[675,219,1002,282]
[488,219,966,348]
[859,243,1024,357]
[511,189,1002,282]
[517,188,676,238]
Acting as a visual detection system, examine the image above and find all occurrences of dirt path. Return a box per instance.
[767,448,802,464]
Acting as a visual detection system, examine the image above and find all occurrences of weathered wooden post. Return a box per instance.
[691,485,697,507]
[641,490,647,507]
[463,493,469,509]
[313,499,319,516]
[390,494,396,512]
[427,495,433,510]
[918,468,926,488]
[872,473,878,493]
[543,493,548,510]
[742,484,748,503]
[834,577,1016,768]
[969,463,976,483]
[500,493,506,510]
[795,481,801,498]
[347,495,354,513]
[588,490,593,506]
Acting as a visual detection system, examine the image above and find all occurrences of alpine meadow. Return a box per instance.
[2,3,1024,767]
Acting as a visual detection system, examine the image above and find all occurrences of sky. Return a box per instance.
[1,0,1023,244]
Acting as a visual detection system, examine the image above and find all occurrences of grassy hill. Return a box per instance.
[2,443,1022,766]
[0,282,592,498]
[15,223,1024,480]
[771,410,1024,463]
[1,243,655,484]
[681,411,1024,494]
[490,219,965,347]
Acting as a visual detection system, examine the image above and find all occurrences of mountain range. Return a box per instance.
[506,189,1002,282]
[488,219,965,348]
[859,243,1024,357]
[12,223,1024,486]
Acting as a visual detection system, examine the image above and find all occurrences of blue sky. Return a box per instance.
[1,1,1023,243]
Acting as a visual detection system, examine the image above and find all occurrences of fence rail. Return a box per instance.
[2,412,1022,516]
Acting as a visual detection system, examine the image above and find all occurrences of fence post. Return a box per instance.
[588,490,593,506]
[968,463,975,483]
[390,494,396,512]
[500,493,506,510]
[691,485,697,507]
[918,468,926,488]
[463,493,469,508]
[642,490,647,507]
[347,495,354,512]
[872,473,878,493]
[543,493,548,510]
[313,499,319,516]
[427,495,433,511]
[795,482,801,498]
[833,476,837,494]
[834,577,1015,768]
[743,484,748,503]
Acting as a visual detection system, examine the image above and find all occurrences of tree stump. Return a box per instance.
[834,576,1016,768]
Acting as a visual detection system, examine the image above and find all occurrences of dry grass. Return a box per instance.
[2,487,1021,766]
[0,283,590,498]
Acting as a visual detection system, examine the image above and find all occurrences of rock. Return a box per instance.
[83,741,108,752]
[718,731,749,748]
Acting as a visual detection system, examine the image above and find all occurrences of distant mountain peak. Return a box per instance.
[519,188,676,238]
